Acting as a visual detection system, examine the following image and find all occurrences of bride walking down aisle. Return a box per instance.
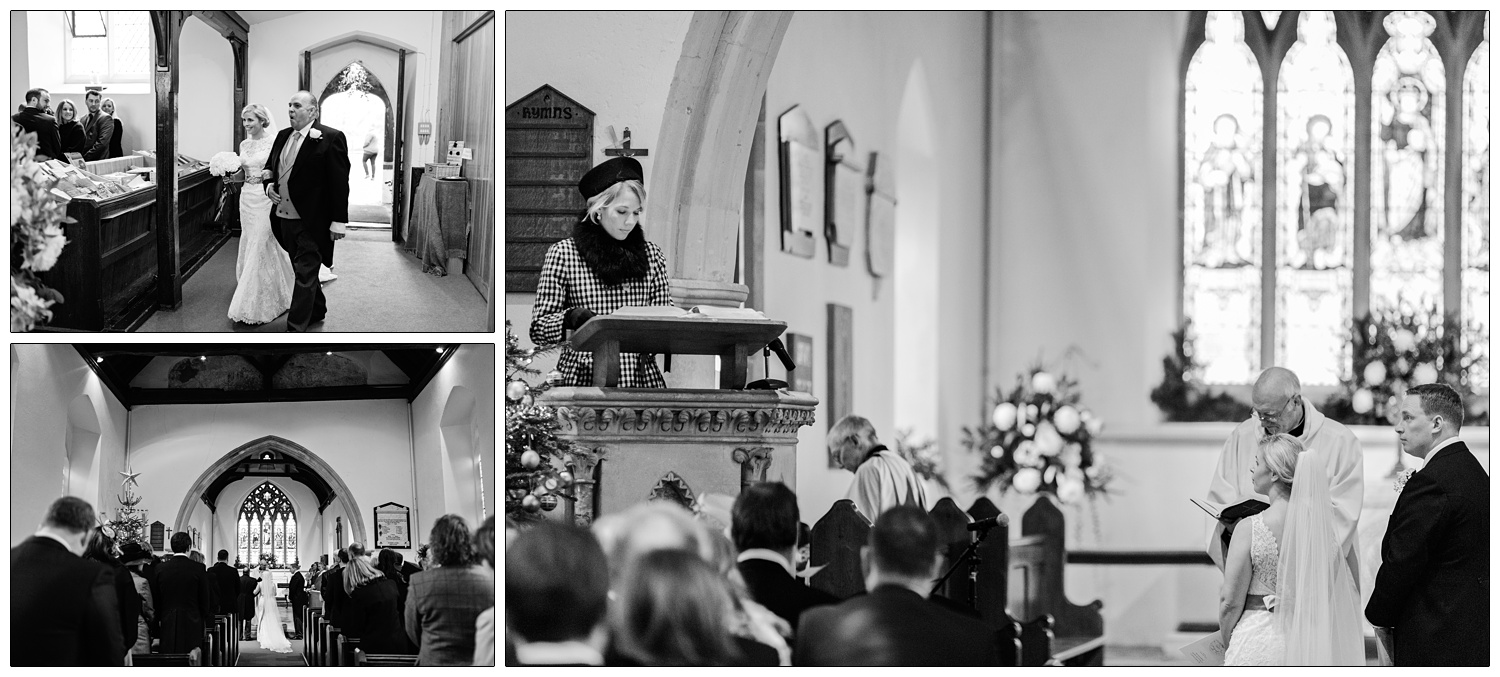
[227,104,294,325]
[254,566,293,653]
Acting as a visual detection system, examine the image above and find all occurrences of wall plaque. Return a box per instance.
[373,502,412,549]
[505,85,596,292]
[150,521,166,552]
[824,121,860,267]
[866,151,896,278]
[786,331,814,395]
[778,105,819,258]
[827,302,854,468]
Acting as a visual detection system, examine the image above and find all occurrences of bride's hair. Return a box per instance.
[242,103,274,130]
[1259,433,1302,486]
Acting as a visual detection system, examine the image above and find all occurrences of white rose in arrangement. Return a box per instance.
[1057,475,1086,504]
[991,402,1018,430]
[1021,423,1036,437]
[1411,363,1438,386]
[1025,404,1039,423]
[1351,388,1375,414]
[1394,357,1409,375]
[1060,443,1082,469]
[1391,329,1417,353]
[1032,371,1057,394]
[1033,421,1064,457]
[1012,467,1042,493]
[1083,411,1104,437]
[1052,405,1081,434]
[1013,440,1039,467]
[1363,361,1388,386]
[990,445,1005,459]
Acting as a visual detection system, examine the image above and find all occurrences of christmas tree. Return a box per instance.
[505,320,581,520]
[105,468,149,546]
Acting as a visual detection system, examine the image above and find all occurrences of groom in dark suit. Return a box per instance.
[266,90,349,332]
[1366,383,1489,666]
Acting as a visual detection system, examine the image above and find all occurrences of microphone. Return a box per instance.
[967,516,1004,532]
[767,337,795,371]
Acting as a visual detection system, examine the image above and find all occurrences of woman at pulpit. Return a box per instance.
[530,156,672,388]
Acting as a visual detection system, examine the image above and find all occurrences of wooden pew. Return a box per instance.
[338,635,361,666]
[132,647,201,666]
[807,499,870,600]
[1011,494,1105,666]
[324,624,343,668]
[928,497,975,604]
[312,614,328,666]
[354,648,420,666]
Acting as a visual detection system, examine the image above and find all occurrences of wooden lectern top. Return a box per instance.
[571,312,787,389]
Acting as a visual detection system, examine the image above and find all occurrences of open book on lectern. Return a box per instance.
[612,305,768,320]
[1189,497,1270,523]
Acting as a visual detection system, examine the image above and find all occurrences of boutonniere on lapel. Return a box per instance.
[1393,468,1416,495]
[307,127,322,141]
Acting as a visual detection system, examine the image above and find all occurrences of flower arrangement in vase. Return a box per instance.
[964,366,1111,503]
[1321,307,1488,426]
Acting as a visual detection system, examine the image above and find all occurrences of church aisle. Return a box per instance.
[237,638,307,667]
[137,229,486,332]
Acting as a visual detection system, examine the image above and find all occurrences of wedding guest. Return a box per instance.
[307,561,324,589]
[288,565,308,640]
[101,97,124,159]
[320,548,350,628]
[702,526,788,665]
[151,533,210,654]
[828,414,928,521]
[404,515,495,665]
[11,496,125,666]
[612,549,747,666]
[362,128,378,179]
[795,505,1001,666]
[376,549,410,619]
[342,544,411,654]
[13,88,62,162]
[83,528,139,656]
[119,543,156,655]
[208,550,240,618]
[416,544,430,571]
[1366,383,1489,666]
[1203,367,1363,578]
[733,482,838,632]
[506,521,609,666]
[55,99,87,156]
[80,90,114,162]
[472,516,496,666]
[530,156,674,387]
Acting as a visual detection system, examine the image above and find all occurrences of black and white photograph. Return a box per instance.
[501,11,1489,667]
[11,10,495,333]
[10,344,497,666]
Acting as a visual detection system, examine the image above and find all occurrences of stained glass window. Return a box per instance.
[1185,11,1264,384]
[1462,20,1490,389]
[236,482,295,567]
[1275,11,1355,386]
[63,11,152,84]
[1371,11,1446,317]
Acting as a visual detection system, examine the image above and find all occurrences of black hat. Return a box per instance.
[119,541,152,565]
[578,156,644,200]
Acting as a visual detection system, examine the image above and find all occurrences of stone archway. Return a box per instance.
[173,435,366,548]
[318,61,395,160]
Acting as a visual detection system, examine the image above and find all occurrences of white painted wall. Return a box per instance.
[178,15,234,161]
[23,11,155,158]
[412,344,496,542]
[127,399,414,563]
[10,345,128,543]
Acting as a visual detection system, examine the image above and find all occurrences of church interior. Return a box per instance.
[503,11,1491,666]
[10,343,496,665]
[10,11,496,332]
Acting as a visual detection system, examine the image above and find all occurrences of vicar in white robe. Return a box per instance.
[1205,367,1365,580]
[828,415,927,522]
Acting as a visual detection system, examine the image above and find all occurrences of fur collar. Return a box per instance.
[572,217,649,286]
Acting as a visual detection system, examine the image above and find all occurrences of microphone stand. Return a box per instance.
[929,521,998,611]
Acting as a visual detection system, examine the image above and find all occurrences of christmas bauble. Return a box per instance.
[539,494,559,511]
[521,450,541,469]
[558,471,574,486]
[506,380,529,401]
[522,494,541,512]
[543,477,559,492]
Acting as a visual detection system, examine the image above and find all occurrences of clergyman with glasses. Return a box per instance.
[1203,366,1365,580]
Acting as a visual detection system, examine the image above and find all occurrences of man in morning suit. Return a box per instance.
[289,565,309,640]
[505,522,610,666]
[10,496,124,666]
[320,548,350,628]
[732,482,837,632]
[794,505,1001,666]
[13,88,62,162]
[151,532,211,654]
[79,90,114,162]
[265,90,349,332]
[1366,383,1489,666]
[237,566,258,638]
[208,549,240,619]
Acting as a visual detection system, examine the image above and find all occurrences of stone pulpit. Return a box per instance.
[540,311,817,524]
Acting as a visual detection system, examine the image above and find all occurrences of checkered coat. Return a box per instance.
[529,237,672,387]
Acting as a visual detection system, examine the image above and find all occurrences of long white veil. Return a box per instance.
[1276,451,1364,665]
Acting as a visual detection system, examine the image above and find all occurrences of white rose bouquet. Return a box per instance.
[209,151,245,183]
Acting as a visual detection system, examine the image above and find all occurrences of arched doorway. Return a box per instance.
[320,61,394,226]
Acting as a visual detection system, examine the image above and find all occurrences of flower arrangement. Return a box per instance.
[964,366,1111,503]
[208,151,243,181]
[1150,319,1254,422]
[892,429,948,491]
[11,126,72,331]
[1320,307,1488,426]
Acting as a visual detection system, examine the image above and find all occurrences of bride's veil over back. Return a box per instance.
[1277,450,1365,665]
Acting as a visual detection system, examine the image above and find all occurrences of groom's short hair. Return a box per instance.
[1408,383,1464,430]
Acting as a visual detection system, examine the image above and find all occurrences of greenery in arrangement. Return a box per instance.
[1150,320,1253,422]
[505,320,587,521]
[11,126,72,331]
[1321,308,1489,426]
[892,429,948,491]
[965,364,1111,504]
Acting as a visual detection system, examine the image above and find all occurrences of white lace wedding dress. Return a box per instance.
[1223,515,1286,665]
[227,135,294,324]
[254,573,293,653]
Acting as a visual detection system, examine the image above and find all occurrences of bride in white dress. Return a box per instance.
[254,566,293,653]
[227,104,295,324]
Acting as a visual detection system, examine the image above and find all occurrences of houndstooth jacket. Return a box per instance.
[530,237,672,387]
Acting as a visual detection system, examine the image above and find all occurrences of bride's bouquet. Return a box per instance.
[209,151,244,183]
